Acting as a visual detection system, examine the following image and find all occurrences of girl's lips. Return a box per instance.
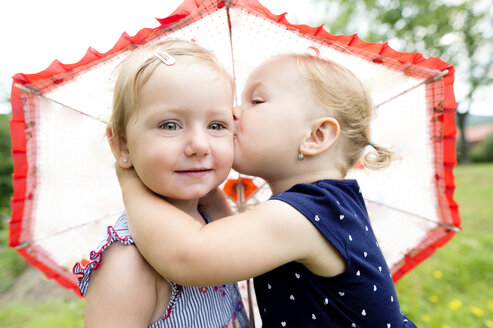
[175,169,212,178]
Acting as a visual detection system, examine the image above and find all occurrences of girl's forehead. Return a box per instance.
[245,56,302,91]
[252,56,298,79]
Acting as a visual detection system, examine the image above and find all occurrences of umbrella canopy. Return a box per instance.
[9,0,459,294]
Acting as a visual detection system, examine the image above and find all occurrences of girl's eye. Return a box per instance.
[252,99,264,105]
[209,122,226,131]
[160,121,179,130]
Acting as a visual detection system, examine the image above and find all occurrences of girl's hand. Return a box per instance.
[198,188,233,221]
[115,165,140,189]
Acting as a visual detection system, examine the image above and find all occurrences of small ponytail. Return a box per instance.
[362,143,395,170]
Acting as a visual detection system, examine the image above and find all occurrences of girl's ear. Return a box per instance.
[106,124,133,168]
[300,117,340,156]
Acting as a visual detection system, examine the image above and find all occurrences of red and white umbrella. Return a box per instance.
[9,0,459,295]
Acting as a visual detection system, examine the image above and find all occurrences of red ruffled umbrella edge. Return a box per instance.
[9,0,459,293]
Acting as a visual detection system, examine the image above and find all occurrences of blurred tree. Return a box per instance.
[312,0,493,163]
[0,113,13,217]
[470,131,493,162]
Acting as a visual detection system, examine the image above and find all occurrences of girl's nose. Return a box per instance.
[184,129,210,157]
[233,106,242,120]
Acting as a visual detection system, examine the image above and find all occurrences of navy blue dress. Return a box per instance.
[254,180,416,327]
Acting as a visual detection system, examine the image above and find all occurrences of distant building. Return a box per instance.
[458,123,493,146]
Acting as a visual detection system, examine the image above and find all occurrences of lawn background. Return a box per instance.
[0,163,492,327]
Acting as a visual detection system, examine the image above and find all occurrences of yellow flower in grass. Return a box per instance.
[470,306,484,316]
[448,299,463,310]
[433,270,443,279]
[422,314,431,322]
[487,299,493,311]
[430,295,439,303]
[486,320,493,328]
[441,325,451,328]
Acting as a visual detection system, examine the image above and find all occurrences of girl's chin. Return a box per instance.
[160,194,206,204]
[232,161,246,174]
[232,162,259,178]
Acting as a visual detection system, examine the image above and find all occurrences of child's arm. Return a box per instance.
[84,244,159,327]
[121,170,344,287]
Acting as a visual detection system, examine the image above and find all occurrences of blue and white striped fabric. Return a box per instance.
[73,213,249,328]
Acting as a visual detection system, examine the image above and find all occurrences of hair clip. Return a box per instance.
[369,141,375,147]
[306,46,321,57]
[154,52,176,66]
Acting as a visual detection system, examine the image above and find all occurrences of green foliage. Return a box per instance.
[470,132,493,163]
[0,113,13,215]
[395,163,493,326]
[0,113,22,294]
[456,136,463,164]
[313,0,493,114]
[0,229,28,293]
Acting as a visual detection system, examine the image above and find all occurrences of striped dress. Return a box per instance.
[73,213,249,328]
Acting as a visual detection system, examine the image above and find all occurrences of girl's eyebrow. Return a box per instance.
[144,107,184,120]
[242,81,266,98]
[146,106,232,120]
[249,81,265,91]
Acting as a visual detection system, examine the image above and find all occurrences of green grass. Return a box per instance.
[396,163,493,327]
[0,299,84,328]
[0,225,85,326]
[0,164,492,327]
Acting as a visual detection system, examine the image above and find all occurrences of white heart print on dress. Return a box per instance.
[361,309,366,316]
[312,314,316,320]
[315,215,320,221]
[289,295,295,300]
[281,321,286,327]
[295,273,300,279]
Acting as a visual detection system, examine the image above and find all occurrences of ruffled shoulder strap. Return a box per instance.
[72,213,134,296]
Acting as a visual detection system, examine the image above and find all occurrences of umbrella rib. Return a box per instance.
[13,212,122,249]
[364,198,460,232]
[14,83,107,124]
[244,181,268,202]
[376,69,449,109]
[224,1,238,107]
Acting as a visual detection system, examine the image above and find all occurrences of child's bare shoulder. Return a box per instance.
[84,243,159,325]
[94,243,158,292]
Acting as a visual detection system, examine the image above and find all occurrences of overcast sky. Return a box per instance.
[1,0,491,116]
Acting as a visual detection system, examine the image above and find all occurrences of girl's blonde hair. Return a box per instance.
[110,39,234,149]
[292,54,394,176]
